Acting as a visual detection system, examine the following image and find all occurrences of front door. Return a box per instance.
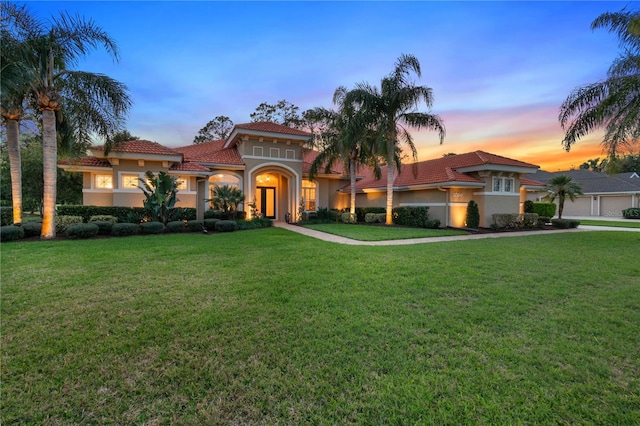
[256,186,276,219]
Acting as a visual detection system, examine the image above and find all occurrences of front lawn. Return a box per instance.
[2,230,639,424]
[304,222,468,241]
[578,219,640,228]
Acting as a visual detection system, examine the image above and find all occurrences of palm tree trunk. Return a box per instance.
[41,109,57,239]
[385,155,394,225]
[6,119,23,225]
[349,158,356,215]
[558,199,564,219]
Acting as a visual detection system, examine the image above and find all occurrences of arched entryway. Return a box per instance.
[247,164,300,222]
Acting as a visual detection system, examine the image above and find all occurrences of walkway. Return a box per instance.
[272,222,626,246]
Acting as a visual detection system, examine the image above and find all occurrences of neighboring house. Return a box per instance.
[59,122,541,227]
[524,169,640,218]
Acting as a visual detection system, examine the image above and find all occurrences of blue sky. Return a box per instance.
[23,1,632,170]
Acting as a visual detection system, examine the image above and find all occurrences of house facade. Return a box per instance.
[524,169,640,218]
[59,122,541,228]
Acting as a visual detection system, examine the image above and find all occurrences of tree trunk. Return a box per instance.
[558,199,564,219]
[349,158,356,215]
[41,109,57,239]
[385,155,394,225]
[6,119,22,225]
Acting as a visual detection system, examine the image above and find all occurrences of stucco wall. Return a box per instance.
[480,194,520,227]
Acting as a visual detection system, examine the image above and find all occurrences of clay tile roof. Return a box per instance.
[58,157,111,168]
[94,140,181,156]
[174,139,243,165]
[169,162,211,172]
[301,150,345,175]
[234,122,312,137]
[520,177,545,187]
[343,150,538,192]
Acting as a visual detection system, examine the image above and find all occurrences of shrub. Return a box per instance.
[523,200,534,213]
[20,221,42,237]
[491,213,520,230]
[55,215,83,233]
[236,220,256,230]
[521,213,539,229]
[537,216,551,226]
[533,202,557,218]
[215,220,238,232]
[250,217,273,228]
[316,207,333,222]
[623,207,640,219]
[187,220,205,232]
[0,207,13,226]
[139,221,165,234]
[65,223,99,239]
[365,213,386,223]
[204,209,246,220]
[56,205,192,224]
[0,225,24,242]
[89,215,117,224]
[354,207,386,223]
[169,207,197,222]
[166,221,186,233]
[203,219,220,231]
[92,221,114,235]
[392,207,430,227]
[111,223,139,237]
[341,212,357,224]
[466,200,480,228]
[551,219,571,229]
[424,219,441,229]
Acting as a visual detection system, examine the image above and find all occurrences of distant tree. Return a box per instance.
[193,116,233,143]
[544,175,584,219]
[110,129,139,144]
[579,157,606,172]
[250,100,304,129]
[442,152,457,157]
[559,7,639,158]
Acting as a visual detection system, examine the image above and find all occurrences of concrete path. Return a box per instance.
[272,222,620,246]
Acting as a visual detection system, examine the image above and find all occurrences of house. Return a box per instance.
[524,169,640,218]
[59,122,541,228]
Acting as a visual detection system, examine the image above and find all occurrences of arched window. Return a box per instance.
[301,179,317,211]
[209,173,241,207]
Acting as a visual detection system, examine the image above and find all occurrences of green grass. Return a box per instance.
[304,222,468,240]
[578,219,640,228]
[2,230,639,424]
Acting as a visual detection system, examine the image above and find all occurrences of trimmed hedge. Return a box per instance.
[57,205,197,224]
[65,223,99,239]
[623,207,640,219]
[0,225,24,242]
[203,219,220,231]
[354,207,386,223]
[21,221,42,237]
[215,220,238,232]
[1,207,13,226]
[533,202,557,218]
[55,215,83,233]
[341,212,357,224]
[92,221,114,235]
[523,200,535,214]
[365,213,386,223]
[392,206,430,227]
[551,219,580,229]
[139,222,165,234]
[204,210,246,220]
[186,220,205,232]
[89,215,118,224]
[235,218,273,230]
[424,219,441,229]
[111,223,139,237]
[166,221,186,233]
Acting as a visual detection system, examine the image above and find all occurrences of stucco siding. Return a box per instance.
[82,191,113,206]
[480,194,520,227]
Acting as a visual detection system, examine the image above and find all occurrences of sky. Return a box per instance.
[20,0,635,171]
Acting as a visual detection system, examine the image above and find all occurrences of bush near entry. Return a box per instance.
[533,202,557,218]
[623,207,640,219]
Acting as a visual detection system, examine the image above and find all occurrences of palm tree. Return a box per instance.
[347,54,445,225]
[308,86,377,217]
[543,175,584,219]
[18,9,131,239]
[207,185,245,219]
[559,8,640,159]
[1,2,41,225]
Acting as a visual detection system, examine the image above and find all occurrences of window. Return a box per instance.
[95,174,112,189]
[492,177,514,193]
[175,178,187,191]
[121,174,140,189]
[301,180,317,211]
